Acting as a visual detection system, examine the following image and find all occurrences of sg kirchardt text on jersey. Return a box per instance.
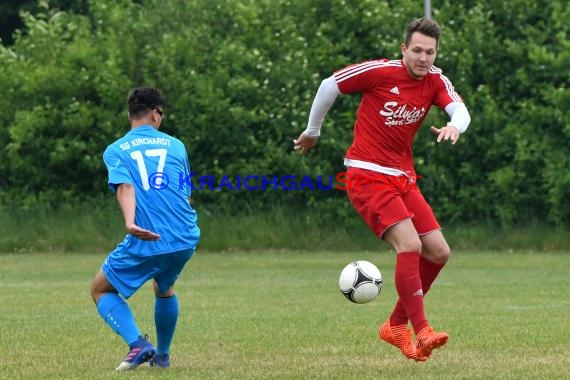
[119,137,172,151]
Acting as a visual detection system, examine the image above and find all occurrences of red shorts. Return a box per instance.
[345,167,440,238]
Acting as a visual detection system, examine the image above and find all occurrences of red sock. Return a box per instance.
[419,256,445,294]
[392,252,428,334]
[390,256,445,327]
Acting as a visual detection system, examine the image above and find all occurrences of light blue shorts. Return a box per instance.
[102,247,195,299]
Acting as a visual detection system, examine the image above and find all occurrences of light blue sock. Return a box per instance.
[154,295,179,355]
[97,292,142,346]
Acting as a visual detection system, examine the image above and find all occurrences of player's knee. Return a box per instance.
[397,238,422,254]
[428,244,451,264]
[436,246,451,263]
[90,284,103,303]
[153,280,175,297]
[90,272,116,303]
[156,289,175,298]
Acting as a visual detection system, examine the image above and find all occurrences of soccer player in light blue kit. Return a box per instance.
[90,87,200,371]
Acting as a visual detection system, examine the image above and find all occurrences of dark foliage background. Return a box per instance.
[1,0,569,226]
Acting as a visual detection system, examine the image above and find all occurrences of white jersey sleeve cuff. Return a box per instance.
[444,102,471,133]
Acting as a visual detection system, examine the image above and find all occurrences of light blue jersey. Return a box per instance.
[103,125,200,256]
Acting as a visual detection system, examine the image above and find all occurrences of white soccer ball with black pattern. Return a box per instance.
[339,260,383,304]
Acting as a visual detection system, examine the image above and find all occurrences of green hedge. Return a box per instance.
[1,0,569,226]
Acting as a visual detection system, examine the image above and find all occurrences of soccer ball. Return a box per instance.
[338,260,383,304]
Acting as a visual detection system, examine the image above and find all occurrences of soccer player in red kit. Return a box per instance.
[294,18,471,361]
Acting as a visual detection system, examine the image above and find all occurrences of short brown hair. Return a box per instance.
[404,17,441,48]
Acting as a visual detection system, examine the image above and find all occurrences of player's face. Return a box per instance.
[401,32,438,79]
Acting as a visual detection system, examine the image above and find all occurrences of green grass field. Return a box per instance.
[1,250,569,379]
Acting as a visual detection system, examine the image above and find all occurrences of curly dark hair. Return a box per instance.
[404,17,441,48]
[127,87,166,118]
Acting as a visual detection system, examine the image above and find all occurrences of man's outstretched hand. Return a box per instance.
[293,132,318,154]
[430,125,460,145]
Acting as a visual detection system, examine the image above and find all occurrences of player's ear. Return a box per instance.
[127,112,132,122]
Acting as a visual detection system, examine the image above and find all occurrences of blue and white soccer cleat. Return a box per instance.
[114,335,156,371]
[149,353,170,368]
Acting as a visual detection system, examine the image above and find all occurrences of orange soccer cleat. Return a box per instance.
[416,326,449,358]
[379,320,426,362]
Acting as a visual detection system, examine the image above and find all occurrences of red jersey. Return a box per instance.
[334,59,463,176]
